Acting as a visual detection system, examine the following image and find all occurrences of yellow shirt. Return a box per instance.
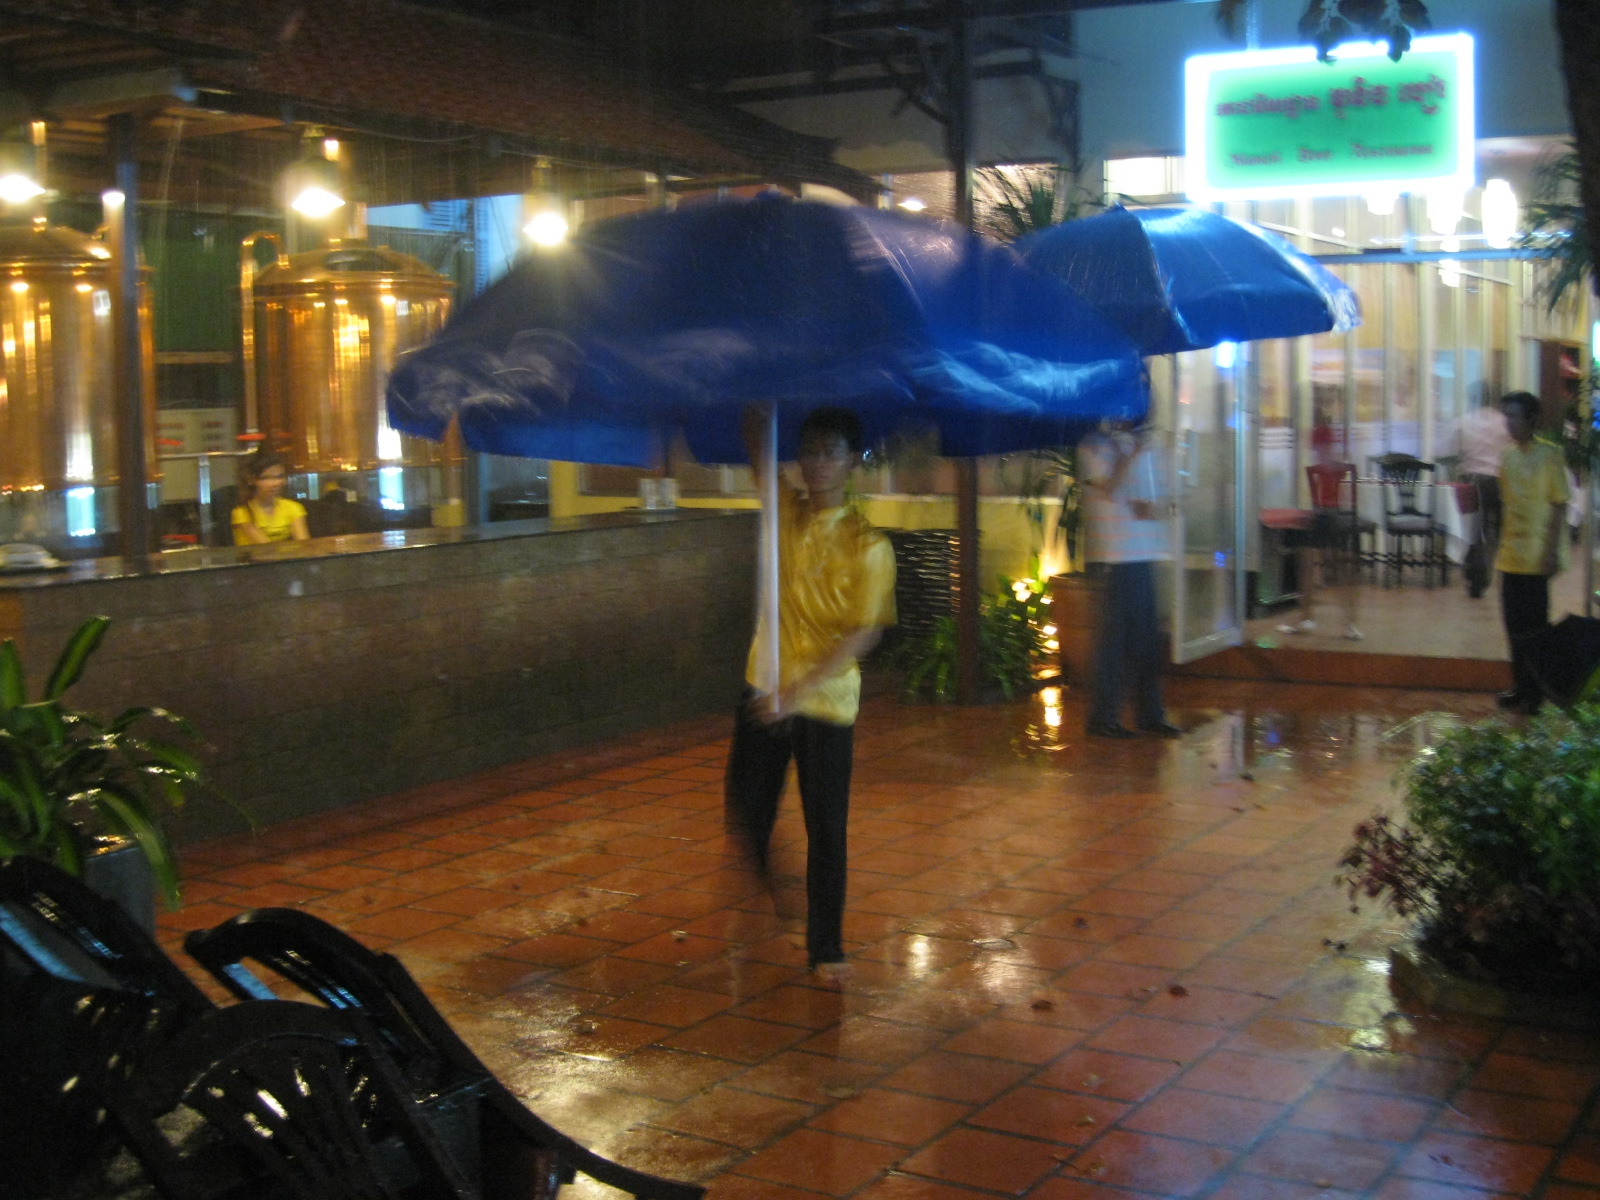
[745,486,896,725]
[232,498,307,545]
[1496,439,1569,575]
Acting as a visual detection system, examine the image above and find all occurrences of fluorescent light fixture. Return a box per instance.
[1481,177,1518,249]
[378,466,405,511]
[1185,33,1476,203]
[66,486,96,537]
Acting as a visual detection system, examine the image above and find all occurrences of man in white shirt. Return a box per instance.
[1079,421,1179,740]
[1451,395,1510,598]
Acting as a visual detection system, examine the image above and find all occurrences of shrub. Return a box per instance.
[893,579,1050,702]
[1338,704,1600,988]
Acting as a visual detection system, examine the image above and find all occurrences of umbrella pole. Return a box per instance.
[949,4,982,705]
[758,406,781,700]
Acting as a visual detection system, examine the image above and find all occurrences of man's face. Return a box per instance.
[1503,403,1534,444]
[797,431,856,493]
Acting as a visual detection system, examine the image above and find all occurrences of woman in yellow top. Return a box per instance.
[232,449,310,545]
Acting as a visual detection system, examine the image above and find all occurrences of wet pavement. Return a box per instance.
[161,677,1600,1200]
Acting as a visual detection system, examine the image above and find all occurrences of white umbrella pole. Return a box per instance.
[757,405,781,701]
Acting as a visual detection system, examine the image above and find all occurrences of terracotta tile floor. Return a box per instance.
[159,677,1600,1200]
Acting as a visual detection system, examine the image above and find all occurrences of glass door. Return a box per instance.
[1159,347,1247,663]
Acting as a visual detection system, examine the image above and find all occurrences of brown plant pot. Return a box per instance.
[1049,572,1098,686]
[82,838,157,935]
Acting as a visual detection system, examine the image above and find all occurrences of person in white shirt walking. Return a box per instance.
[1451,391,1511,598]
[1079,420,1180,740]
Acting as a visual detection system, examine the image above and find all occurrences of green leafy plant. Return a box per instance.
[1010,445,1084,575]
[0,616,212,906]
[1521,145,1594,314]
[1338,705,1600,989]
[894,579,1050,702]
[974,165,1104,244]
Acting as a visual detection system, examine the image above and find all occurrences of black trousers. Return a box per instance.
[1088,560,1164,730]
[1462,474,1503,595]
[725,692,854,965]
[1500,570,1551,700]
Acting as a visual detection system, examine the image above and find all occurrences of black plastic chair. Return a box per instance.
[1373,453,1448,587]
[103,1000,480,1200]
[185,907,706,1200]
[0,856,215,1198]
[0,855,212,1013]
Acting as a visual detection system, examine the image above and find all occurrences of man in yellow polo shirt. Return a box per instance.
[1495,391,1570,714]
[726,407,896,978]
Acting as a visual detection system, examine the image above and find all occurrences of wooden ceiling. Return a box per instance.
[0,0,878,211]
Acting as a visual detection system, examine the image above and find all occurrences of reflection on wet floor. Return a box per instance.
[166,677,1600,1200]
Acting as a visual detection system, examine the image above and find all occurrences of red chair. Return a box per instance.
[1305,462,1374,582]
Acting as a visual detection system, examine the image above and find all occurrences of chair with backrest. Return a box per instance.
[185,907,705,1200]
[102,1000,479,1200]
[0,855,213,1012]
[0,856,217,1197]
[1373,453,1448,587]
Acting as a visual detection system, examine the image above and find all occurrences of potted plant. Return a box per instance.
[893,577,1051,702]
[1338,705,1600,1003]
[0,615,211,925]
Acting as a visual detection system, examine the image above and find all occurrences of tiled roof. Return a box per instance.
[0,0,870,193]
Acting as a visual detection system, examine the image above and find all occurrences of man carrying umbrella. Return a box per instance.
[726,407,897,979]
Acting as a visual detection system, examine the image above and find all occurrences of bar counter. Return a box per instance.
[0,509,757,842]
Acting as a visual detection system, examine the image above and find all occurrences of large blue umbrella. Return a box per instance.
[1017,205,1361,356]
[386,194,1149,466]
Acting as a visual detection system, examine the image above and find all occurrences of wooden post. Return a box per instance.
[949,2,982,704]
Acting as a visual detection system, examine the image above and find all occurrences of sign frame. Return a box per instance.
[1184,33,1476,203]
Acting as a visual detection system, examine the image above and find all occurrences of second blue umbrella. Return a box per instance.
[1018,205,1361,356]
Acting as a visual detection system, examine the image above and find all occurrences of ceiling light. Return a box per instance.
[1481,178,1518,249]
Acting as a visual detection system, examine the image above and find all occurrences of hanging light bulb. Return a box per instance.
[522,205,569,247]
[522,157,570,247]
[1481,178,1519,249]
[0,171,43,206]
[286,129,346,219]
[1439,235,1461,288]
[0,120,47,208]
[1427,187,1463,236]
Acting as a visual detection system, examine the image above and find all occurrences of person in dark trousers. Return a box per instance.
[1079,419,1181,740]
[725,407,896,980]
[1495,391,1570,714]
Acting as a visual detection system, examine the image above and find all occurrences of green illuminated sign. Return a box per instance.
[1185,34,1475,201]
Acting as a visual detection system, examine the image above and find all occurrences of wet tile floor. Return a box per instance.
[159,677,1600,1200]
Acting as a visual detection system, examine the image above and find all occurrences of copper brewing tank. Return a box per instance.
[244,236,454,472]
[0,221,157,492]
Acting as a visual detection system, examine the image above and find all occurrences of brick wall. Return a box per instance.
[0,512,756,842]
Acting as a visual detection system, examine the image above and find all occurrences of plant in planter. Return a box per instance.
[893,577,1051,702]
[0,615,210,907]
[1338,704,1600,991]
